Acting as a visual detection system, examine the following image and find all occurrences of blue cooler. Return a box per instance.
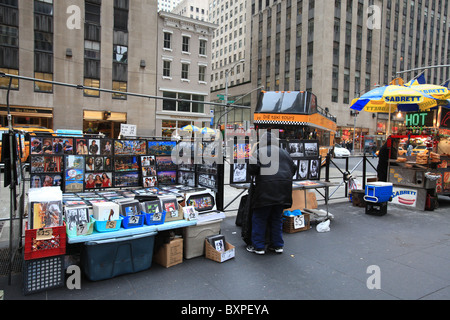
[364,182,393,203]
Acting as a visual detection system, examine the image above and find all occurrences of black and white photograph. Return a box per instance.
[288,142,304,157]
[182,206,198,221]
[298,160,309,180]
[178,170,196,187]
[64,206,90,231]
[309,159,320,180]
[198,173,217,190]
[304,142,319,157]
[292,159,300,180]
[232,163,247,183]
[88,139,100,155]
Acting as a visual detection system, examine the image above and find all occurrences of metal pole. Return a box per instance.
[396,64,450,75]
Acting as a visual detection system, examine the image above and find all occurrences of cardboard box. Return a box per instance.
[153,237,183,268]
[205,240,235,263]
[92,202,120,221]
[285,190,318,212]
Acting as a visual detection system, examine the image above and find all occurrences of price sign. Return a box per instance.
[128,215,140,225]
[76,224,89,236]
[36,228,53,241]
[120,124,137,137]
[105,220,117,229]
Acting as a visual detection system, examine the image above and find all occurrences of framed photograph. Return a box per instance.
[178,170,196,187]
[308,158,321,180]
[141,200,161,214]
[186,193,215,212]
[288,142,304,157]
[66,155,84,170]
[85,156,95,171]
[104,157,113,171]
[61,138,74,155]
[147,141,176,156]
[44,156,62,173]
[65,168,84,181]
[156,156,177,170]
[119,201,141,216]
[298,159,309,180]
[206,234,226,253]
[85,172,113,189]
[30,137,43,155]
[161,197,178,217]
[42,138,53,154]
[141,155,156,167]
[30,201,63,229]
[231,163,248,184]
[143,176,158,187]
[198,173,217,190]
[64,206,90,231]
[64,181,84,193]
[197,159,217,174]
[233,142,250,160]
[114,140,146,155]
[52,138,64,154]
[114,171,140,188]
[30,175,43,188]
[76,138,88,155]
[100,139,113,155]
[30,156,45,173]
[304,142,319,157]
[292,159,300,180]
[41,174,63,187]
[182,206,198,221]
[157,170,177,185]
[114,156,139,172]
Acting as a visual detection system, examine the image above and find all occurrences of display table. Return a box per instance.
[67,219,197,244]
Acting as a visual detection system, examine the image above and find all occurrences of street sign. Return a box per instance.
[217,94,225,100]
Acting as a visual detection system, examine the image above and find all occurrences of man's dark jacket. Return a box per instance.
[248,138,297,209]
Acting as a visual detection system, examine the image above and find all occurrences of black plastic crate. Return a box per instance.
[365,202,388,216]
[23,255,65,295]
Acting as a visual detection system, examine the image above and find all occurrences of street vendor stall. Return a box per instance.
[385,106,450,211]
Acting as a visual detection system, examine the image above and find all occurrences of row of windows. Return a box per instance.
[162,60,207,83]
[163,32,208,56]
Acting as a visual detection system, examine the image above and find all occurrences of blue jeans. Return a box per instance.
[251,205,284,250]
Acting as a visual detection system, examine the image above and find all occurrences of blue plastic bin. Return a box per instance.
[92,216,123,233]
[144,211,166,226]
[364,182,393,203]
[81,232,157,281]
[121,214,145,229]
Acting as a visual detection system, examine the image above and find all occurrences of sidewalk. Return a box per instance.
[1,197,449,301]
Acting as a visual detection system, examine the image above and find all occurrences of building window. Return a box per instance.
[181,63,189,80]
[163,32,172,49]
[0,0,19,90]
[182,36,190,52]
[199,39,207,55]
[112,81,127,99]
[113,45,128,63]
[0,68,19,89]
[84,78,100,97]
[35,72,53,93]
[199,65,206,82]
[163,60,171,77]
[162,91,204,113]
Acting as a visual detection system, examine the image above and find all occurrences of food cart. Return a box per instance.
[386,107,450,211]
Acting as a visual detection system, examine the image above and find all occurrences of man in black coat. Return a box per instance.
[247,132,297,255]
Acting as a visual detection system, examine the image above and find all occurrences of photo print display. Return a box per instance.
[308,158,321,180]
[61,138,74,154]
[143,176,158,187]
[157,170,177,185]
[178,170,196,187]
[148,140,176,156]
[30,137,43,155]
[100,139,113,155]
[233,142,250,160]
[64,155,85,193]
[297,159,309,180]
[141,200,161,214]
[64,206,90,231]
[30,156,45,173]
[115,140,147,155]
[114,156,139,172]
[85,172,113,189]
[198,173,217,190]
[231,162,248,184]
[288,141,304,157]
[43,156,62,173]
[76,138,88,155]
[161,197,178,217]
[30,173,62,189]
[30,201,63,229]
[304,141,319,157]
[156,156,177,171]
[88,139,100,155]
[114,171,140,188]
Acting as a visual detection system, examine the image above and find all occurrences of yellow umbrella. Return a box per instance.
[181,125,200,132]
[201,127,217,135]
[405,83,450,101]
[350,85,438,137]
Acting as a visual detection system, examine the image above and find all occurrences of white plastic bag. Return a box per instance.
[316,219,330,233]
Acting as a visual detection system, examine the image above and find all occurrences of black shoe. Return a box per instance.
[268,246,283,254]
[246,245,265,255]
